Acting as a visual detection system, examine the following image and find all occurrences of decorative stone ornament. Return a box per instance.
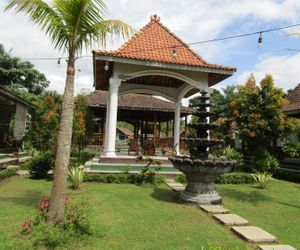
[169,90,236,204]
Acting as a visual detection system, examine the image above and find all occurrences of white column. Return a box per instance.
[102,95,110,154]
[103,78,121,157]
[174,100,181,155]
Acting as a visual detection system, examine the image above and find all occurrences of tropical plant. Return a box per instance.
[251,150,279,174]
[282,143,300,158]
[68,167,84,190]
[251,172,272,189]
[5,0,133,221]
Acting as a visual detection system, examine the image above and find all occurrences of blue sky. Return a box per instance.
[0,0,300,97]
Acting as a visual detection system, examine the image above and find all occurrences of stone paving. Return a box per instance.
[258,245,296,250]
[213,213,249,226]
[231,226,277,243]
[166,180,296,249]
[199,205,229,214]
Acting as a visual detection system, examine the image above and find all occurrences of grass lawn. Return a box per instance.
[0,177,299,249]
[218,179,300,249]
[0,177,248,250]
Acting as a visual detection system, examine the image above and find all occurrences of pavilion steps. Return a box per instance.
[0,152,32,169]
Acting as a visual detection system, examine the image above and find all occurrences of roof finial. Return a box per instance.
[150,14,160,22]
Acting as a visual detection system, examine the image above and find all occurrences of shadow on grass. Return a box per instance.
[220,186,300,209]
[0,189,43,208]
[151,187,180,204]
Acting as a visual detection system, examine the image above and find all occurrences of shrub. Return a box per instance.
[251,172,272,189]
[29,151,54,179]
[83,173,164,185]
[222,146,244,171]
[175,174,187,184]
[22,195,91,249]
[251,150,279,174]
[282,143,300,158]
[0,168,18,181]
[68,167,84,189]
[216,172,254,184]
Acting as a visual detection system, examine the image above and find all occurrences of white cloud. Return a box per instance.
[237,52,300,90]
[1,0,300,95]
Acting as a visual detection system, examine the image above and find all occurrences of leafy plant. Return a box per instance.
[175,174,187,184]
[0,168,18,181]
[136,155,162,185]
[251,150,279,174]
[282,143,300,158]
[216,172,254,184]
[68,167,84,190]
[21,195,91,249]
[29,151,54,179]
[251,172,272,189]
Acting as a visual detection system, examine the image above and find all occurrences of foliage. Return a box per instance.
[222,146,244,171]
[282,143,300,158]
[136,155,162,185]
[70,150,97,164]
[25,92,61,152]
[83,173,165,185]
[29,151,55,179]
[251,172,272,189]
[0,44,49,95]
[231,74,299,153]
[251,150,279,174]
[68,167,84,190]
[73,95,94,154]
[216,172,254,184]
[0,168,18,181]
[175,174,187,184]
[21,195,91,249]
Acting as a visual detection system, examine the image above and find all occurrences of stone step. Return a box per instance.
[258,245,296,250]
[0,153,10,160]
[213,213,249,226]
[165,181,186,191]
[17,170,29,176]
[199,205,229,214]
[18,156,32,164]
[0,158,19,169]
[231,226,277,243]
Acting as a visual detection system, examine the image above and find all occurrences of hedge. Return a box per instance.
[0,168,18,181]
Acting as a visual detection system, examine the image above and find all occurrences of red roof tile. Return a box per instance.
[283,83,300,115]
[94,15,235,71]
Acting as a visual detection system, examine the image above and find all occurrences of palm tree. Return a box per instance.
[5,0,132,222]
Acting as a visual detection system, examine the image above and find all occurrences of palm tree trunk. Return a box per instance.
[48,52,75,222]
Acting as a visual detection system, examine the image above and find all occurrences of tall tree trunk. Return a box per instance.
[48,52,75,222]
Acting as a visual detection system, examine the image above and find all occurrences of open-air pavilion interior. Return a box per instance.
[92,14,236,157]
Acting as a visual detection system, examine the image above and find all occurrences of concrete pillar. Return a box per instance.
[103,78,121,157]
[174,100,181,155]
[13,102,27,141]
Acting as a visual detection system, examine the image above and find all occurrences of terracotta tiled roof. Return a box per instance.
[94,15,235,71]
[117,127,134,137]
[84,91,194,114]
[283,83,300,115]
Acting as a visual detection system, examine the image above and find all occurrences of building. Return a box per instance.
[0,85,35,150]
[92,14,236,156]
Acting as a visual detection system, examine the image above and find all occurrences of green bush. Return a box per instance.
[22,195,91,249]
[251,172,272,189]
[0,168,18,181]
[29,151,55,179]
[175,174,187,184]
[68,167,84,189]
[222,146,244,171]
[216,172,255,184]
[282,143,300,158]
[71,150,97,164]
[83,173,164,185]
[251,150,279,174]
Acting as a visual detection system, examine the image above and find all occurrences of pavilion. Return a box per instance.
[84,90,194,153]
[92,14,236,157]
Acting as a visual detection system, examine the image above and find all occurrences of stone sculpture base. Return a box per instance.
[179,189,222,205]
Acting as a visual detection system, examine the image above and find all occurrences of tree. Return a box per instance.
[6,0,132,221]
[26,91,61,152]
[0,44,49,94]
[231,74,297,155]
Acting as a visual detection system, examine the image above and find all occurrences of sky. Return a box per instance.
[1,0,300,99]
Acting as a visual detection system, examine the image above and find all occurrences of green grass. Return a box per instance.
[218,179,300,249]
[0,177,248,250]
